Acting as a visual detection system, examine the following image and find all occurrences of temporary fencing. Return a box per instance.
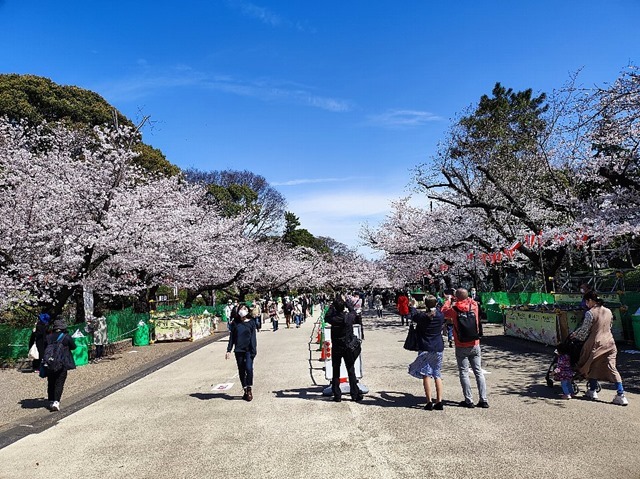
[0,305,222,361]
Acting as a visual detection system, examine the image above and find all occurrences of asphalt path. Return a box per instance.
[0,311,639,479]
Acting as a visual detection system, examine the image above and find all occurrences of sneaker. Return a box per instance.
[585,389,598,400]
[477,400,490,408]
[458,400,475,408]
[560,394,572,400]
[51,401,60,411]
[433,402,444,410]
[424,401,434,411]
[612,394,628,406]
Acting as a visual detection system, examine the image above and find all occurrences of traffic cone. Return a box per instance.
[315,329,322,344]
[319,341,331,361]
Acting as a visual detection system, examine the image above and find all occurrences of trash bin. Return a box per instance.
[484,303,503,324]
[72,336,89,367]
[133,321,150,346]
[632,315,640,350]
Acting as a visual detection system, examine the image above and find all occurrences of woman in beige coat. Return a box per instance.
[571,291,628,405]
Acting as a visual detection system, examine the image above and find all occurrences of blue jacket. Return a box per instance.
[410,307,445,353]
[227,319,257,355]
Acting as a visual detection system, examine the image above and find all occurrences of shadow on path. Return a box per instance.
[189,392,236,401]
[19,398,49,410]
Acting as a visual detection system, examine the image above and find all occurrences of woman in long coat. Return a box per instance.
[572,291,628,405]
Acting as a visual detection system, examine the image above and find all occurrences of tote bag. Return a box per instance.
[403,322,419,351]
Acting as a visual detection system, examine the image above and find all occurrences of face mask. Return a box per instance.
[238,309,248,317]
[580,289,585,294]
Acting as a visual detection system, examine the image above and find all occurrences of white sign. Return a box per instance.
[212,382,234,391]
[324,324,363,380]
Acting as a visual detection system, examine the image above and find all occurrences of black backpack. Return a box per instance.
[43,333,66,372]
[453,304,482,343]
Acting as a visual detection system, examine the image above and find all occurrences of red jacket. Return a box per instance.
[441,297,480,347]
[397,295,409,316]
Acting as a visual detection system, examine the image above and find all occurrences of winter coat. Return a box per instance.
[29,321,49,359]
[397,295,410,316]
[45,331,77,371]
[324,305,356,349]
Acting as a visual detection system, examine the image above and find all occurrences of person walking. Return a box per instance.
[374,294,383,318]
[397,292,410,326]
[407,295,446,410]
[571,291,629,405]
[268,300,279,331]
[442,288,489,408]
[324,294,363,403]
[225,304,258,401]
[43,318,77,411]
[28,313,50,371]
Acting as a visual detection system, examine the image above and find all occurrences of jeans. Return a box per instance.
[561,379,573,396]
[47,369,68,402]
[455,344,487,403]
[272,318,279,331]
[235,351,254,389]
[294,314,302,327]
[446,324,453,342]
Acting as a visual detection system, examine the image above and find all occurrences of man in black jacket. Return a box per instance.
[324,295,363,403]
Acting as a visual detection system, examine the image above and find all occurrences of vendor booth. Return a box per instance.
[151,309,216,342]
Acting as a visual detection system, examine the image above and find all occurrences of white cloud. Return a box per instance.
[290,191,394,218]
[272,176,364,186]
[97,67,351,112]
[367,109,442,128]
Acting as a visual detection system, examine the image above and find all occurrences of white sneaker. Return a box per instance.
[585,389,598,400]
[612,394,629,406]
[51,401,60,411]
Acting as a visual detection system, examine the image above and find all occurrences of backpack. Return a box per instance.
[453,304,481,343]
[43,333,66,372]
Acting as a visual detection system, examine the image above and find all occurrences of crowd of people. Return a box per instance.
[28,284,630,412]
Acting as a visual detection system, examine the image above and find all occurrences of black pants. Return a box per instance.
[331,346,360,399]
[95,345,104,359]
[47,369,68,402]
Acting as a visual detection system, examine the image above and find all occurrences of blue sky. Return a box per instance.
[1,1,639,255]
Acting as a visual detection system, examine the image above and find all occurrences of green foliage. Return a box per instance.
[0,74,178,177]
[0,74,131,127]
[282,211,330,252]
[206,183,260,218]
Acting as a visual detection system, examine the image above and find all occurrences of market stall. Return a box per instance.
[151,309,217,342]
[504,303,624,345]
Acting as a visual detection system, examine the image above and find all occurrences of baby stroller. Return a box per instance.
[545,336,601,395]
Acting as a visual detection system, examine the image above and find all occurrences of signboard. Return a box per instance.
[504,310,559,346]
[554,293,621,305]
[154,317,192,341]
[324,324,363,380]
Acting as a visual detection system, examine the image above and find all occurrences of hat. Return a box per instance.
[227,300,232,304]
[38,313,51,324]
[53,319,67,330]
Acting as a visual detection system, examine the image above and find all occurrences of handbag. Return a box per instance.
[28,343,39,360]
[345,334,362,353]
[403,322,420,351]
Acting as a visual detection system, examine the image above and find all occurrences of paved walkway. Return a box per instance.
[1,310,639,479]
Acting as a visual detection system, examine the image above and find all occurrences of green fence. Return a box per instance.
[0,304,225,361]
